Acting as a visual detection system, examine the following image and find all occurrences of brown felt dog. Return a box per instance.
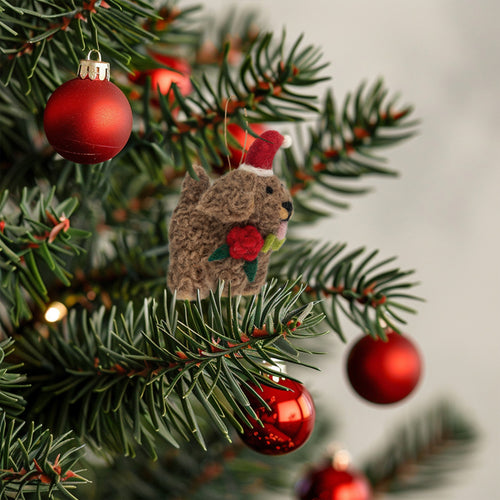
[167,130,293,300]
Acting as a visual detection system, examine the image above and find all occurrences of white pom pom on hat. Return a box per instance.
[238,130,292,177]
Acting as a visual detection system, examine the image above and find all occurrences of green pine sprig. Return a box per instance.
[0,187,89,326]
[0,411,88,500]
[0,339,27,418]
[362,400,478,495]
[269,239,422,340]
[128,30,329,176]
[281,79,418,223]
[82,412,332,500]
[14,281,324,456]
[0,0,161,108]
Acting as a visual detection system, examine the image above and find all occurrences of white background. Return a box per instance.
[201,2,500,498]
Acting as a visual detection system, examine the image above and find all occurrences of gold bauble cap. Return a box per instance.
[78,49,110,81]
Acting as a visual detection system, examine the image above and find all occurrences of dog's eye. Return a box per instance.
[266,186,274,194]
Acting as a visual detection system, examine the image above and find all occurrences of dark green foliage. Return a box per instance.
[81,407,334,500]
[0,339,27,417]
[0,0,159,110]
[14,281,324,456]
[129,29,330,175]
[281,81,418,223]
[270,240,422,340]
[0,187,89,326]
[363,401,478,495]
[0,411,87,499]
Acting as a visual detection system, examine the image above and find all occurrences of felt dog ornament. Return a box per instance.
[168,130,293,300]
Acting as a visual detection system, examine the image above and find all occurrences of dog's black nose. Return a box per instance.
[282,201,293,220]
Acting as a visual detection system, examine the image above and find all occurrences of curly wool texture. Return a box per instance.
[167,165,293,300]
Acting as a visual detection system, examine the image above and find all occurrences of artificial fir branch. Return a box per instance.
[0,411,88,499]
[281,80,418,223]
[127,30,329,174]
[362,401,478,496]
[0,339,27,418]
[0,339,87,498]
[82,408,333,500]
[0,0,159,96]
[269,240,422,340]
[13,282,324,455]
[84,400,478,500]
[0,187,89,327]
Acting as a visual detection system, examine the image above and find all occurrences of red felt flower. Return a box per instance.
[226,225,264,261]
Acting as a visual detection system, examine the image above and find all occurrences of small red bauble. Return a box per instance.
[129,53,192,101]
[346,330,422,405]
[296,463,372,500]
[149,54,192,97]
[239,377,315,455]
[43,52,132,164]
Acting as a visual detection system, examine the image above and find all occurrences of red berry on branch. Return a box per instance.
[346,330,422,405]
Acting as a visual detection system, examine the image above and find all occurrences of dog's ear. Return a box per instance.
[197,170,256,222]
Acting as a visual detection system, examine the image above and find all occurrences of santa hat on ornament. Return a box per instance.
[238,130,292,176]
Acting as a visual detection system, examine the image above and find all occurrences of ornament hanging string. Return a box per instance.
[223,95,249,171]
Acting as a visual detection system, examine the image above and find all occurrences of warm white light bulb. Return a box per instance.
[44,302,68,322]
[333,449,351,471]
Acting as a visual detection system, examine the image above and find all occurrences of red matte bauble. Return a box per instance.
[239,377,315,455]
[346,331,422,405]
[43,78,132,164]
[296,464,372,500]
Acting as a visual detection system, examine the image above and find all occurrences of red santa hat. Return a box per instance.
[238,130,292,176]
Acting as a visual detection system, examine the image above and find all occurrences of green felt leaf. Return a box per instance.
[244,259,258,282]
[262,234,275,253]
[272,237,286,251]
[262,235,286,253]
[208,244,230,261]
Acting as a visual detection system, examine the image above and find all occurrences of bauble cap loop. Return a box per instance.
[78,49,110,81]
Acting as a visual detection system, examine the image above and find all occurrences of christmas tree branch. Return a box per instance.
[0,340,87,498]
[14,282,324,456]
[83,406,333,500]
[362,400,478,496]
[0,411,88,499]
[281,80,418,223]
[269,240,422,340]
[0,0,158,95]
[0,339,27,418]
[129,30,329,175]
[0,187,89,326]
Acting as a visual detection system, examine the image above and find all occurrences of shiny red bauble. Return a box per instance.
[296,463,372,500]
[346,330,422,405]
[239,377,315,455]
[43,78,132,164]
